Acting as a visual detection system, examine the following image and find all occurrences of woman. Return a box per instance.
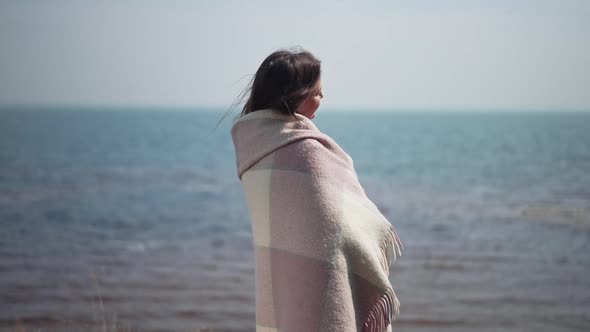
[230,47,403,332]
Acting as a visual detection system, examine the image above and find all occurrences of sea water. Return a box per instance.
[0,107,589,331]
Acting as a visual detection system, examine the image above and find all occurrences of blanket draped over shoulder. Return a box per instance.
[230,109,404,332]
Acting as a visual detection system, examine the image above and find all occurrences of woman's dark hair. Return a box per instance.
[208,47,321,137]
[240,47,322,117]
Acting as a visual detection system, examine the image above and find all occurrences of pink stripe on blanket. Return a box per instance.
[270,139,366,200]
[269,169,342,260]
[268,247,332,331]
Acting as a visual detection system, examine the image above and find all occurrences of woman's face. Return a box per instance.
[296,78,323,120]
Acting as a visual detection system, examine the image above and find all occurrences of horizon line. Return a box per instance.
[0,103,589,113]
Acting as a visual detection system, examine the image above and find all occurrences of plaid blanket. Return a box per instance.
[231,109,403,331]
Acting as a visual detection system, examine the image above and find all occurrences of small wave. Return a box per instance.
[125,240,163,253]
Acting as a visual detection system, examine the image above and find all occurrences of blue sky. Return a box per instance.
[1,0,589,111]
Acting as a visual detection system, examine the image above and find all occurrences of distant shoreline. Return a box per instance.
[1,104,589,114]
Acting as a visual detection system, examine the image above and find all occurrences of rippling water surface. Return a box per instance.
[0,107,589,331]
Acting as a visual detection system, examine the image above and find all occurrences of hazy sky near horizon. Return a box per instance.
[1,0,589,111]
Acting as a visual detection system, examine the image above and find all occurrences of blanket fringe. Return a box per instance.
[382,224,403,269]
[389,224,404,262]
[367,224,403,332]
[362,288,399,332]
